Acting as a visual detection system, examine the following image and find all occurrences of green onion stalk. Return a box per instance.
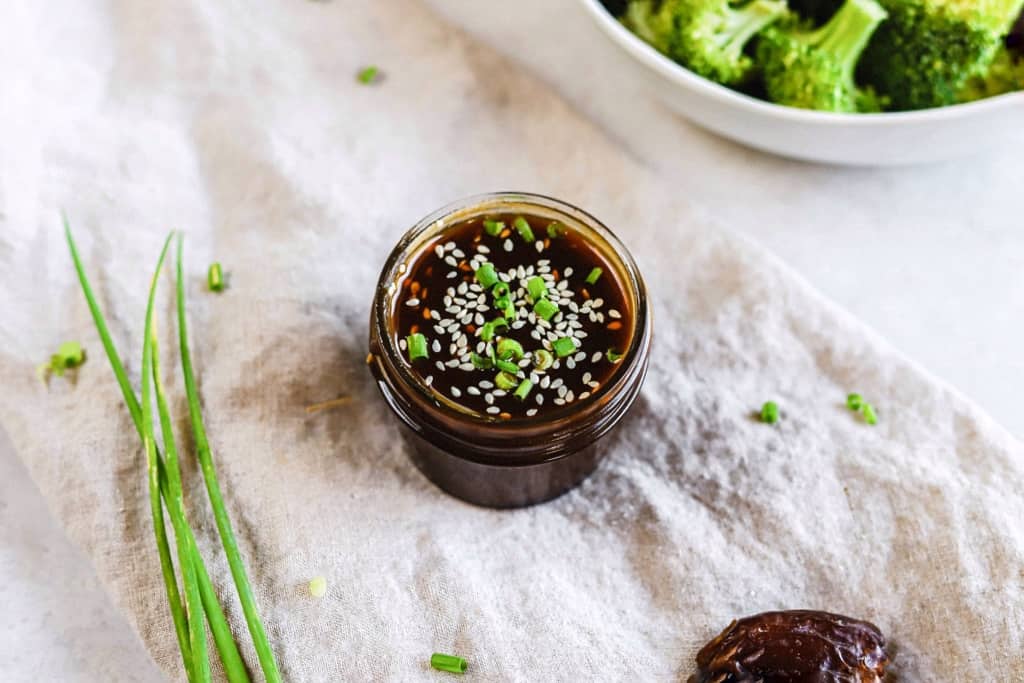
[176,235,283,683]
[64,219,250,682]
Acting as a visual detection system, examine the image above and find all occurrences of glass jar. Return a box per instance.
[367,192,651,507]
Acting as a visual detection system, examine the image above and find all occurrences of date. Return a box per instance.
[690,610,890,682]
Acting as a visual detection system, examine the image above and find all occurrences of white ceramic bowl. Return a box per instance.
[579,0,1024,165]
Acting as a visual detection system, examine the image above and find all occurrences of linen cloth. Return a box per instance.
[1,1,1022,680]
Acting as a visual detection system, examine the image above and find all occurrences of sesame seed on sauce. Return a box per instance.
[393,214,632,419]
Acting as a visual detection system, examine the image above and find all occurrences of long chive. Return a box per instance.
[148,301,211,679]
[139,235,195,678]
[176,235,282,683]
[64,219,250,683]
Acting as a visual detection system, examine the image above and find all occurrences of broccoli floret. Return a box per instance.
[757,0,889,112]
[622,0,788,86]
[958,45,1024,100]
[859,0,1024,110]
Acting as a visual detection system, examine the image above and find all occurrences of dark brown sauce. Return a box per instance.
[691,610,890,683]
[391,213,634,420]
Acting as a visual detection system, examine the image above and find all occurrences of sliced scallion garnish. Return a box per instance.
[760,401,780,424]
[585,267,603,285]
[495,359,520,375]
[208,263,225,292]
[513,216,535,243]
[430,653,467,674]
[606,348,624,363]
[514,379,533,401]
[533,299,558,321]
[470,352,493,370]
[491,281,510,298]
[496,338,524,361]
[846,393,863,411]
[552,336,576,358]
[546,221,566,239]
[495,371,518,390]
[526,275,547,302]
[475,263,499,289]
[357,65,379,84]
[483,219,504,236]
[533,349,554,371]
[406,333,428,361]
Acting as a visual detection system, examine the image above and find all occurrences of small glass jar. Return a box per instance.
[367,192,651,507]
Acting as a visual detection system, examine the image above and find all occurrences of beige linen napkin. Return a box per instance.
[1,1,1021,680]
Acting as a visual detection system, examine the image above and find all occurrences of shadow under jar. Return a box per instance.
[368,192,651,508]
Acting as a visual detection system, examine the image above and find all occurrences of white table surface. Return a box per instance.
[3,1,1022,680]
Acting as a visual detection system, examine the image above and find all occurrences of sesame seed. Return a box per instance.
[565,390,575,403]
[459,363,475,371]
[432,340,441,353]
[399,338,407,351]
[557,280,569,290]
[405,298,420,307]
[564,267,573,277]
[536,394,544,405]
[593,298,604,308]
[452,248,465,258]
[467,387,481,395]
[431,310,441,320]
[451,387,462,398]
[446,271,458,279]
[477,245,490,254]
[479,380,494,389]
[444,242,456,252]
[434,245,445,258]
[444,256,458,267]
[435,361,445,371]
[553,398,566,406]
[529,372,540,384]
[579,391,590,400]
[526,408,538,417]
[503,239,513,252]
[566,358,576,369]
[486,406,500,414]
[541,376,551,389]
[425,375,434,386]
[457,282,468,295]
[550,378,563,389]
[493,389,507,397]
[588,380,600,389]
[592,351,602,364]
[609,309,621,319]
[557,386,568,398]
[446,359,459,368]
[485,393,495,404]
[582,372,592,384]
[574,352,587,362]
[535,241,544,253]
[474,313,485,325]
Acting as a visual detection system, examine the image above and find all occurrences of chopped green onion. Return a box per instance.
[585,267,603,285]
[496,338,524,361]
[533,349,554,371]
[43,340,87,378]
[475,263,499,289]
[495,359,520,375]
[308,576,327,598]
[406,333,428,361]
[470,352,493,370]
[491,317,509,333]
[547,221,566,239]
[514,379,534,401]
[491,282,510,298]
[606,349,624,363]
[493,295,514,319]
[846,393,878,424]
[357,65,379,84]
[513,216,535,243]
[495,371,518,391]
[846,393,863,411]
[479,322,495,342]
[552,336,576,358]
[760,401,780,424]
[208,263,225,292]
[430,653,467,674]
[483,219,505,236]
[527,276,548,302]
[533,299,558,321]
[862,403,878,425]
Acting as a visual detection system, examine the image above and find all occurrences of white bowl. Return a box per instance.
[579,0,1024,165]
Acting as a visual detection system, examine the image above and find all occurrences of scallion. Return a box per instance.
[430,653,467,674]
[552,336,576,358]
[491,281,510,298]
[533,349,554,371]
[585,267,603,285]
[546,221,566,239]
[846,393,863,411]
[606,349,624,363]
[495,359,520,375]
[357,65,379,84]
[526,276,548,302]
[406,333,428,361]
[483,219,505,236]
[475,263,499,289]
[208,263,225,292]
[533,298,558,321]
[470,352,493,370]
[495,371,518,391]
[514,379,533,401]
[496,338,524,361]
[760,401,780,424]
[513,216,535,243]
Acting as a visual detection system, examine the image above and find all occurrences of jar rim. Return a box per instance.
[370,192,652,462]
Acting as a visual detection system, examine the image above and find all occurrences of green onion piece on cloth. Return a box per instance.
[357,65,379,84]
[760,401,780,424]
[430,653,468,674]
[847,393,863,411]
[207,263,225,292]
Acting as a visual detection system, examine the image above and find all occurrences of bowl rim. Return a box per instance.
[578,0,1024,125]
